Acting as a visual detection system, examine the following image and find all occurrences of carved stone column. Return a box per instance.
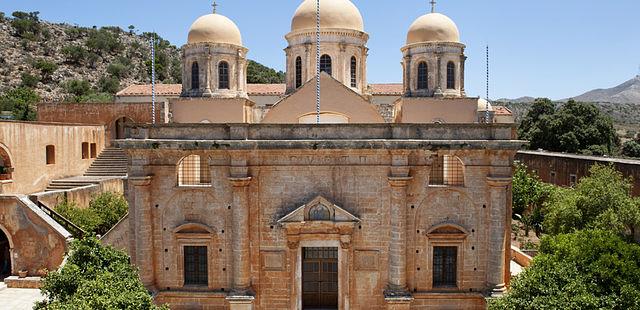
[403,55,412,97]
[229,176,252,291]
[287,237,300,310]
[129,176,154,288]
[460,55,467,96]
[487,176,511,297]
[204,53,213,97]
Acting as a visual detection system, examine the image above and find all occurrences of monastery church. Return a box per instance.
[0,0,522,310]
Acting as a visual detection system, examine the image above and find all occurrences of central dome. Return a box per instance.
[188,13,243,46]
[291,0,364,32]
[406,13,460,44]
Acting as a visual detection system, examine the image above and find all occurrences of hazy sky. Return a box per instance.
[1,0,638,100]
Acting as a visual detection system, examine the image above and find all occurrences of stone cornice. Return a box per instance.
[486,176,513,187]
[228,177,252,187]
[129,176,153,186]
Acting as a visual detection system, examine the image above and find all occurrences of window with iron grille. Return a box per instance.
[295,56,303,88]
[446,62,456,89]
[178,155,211,186]
[184,246,208,286]
[320,54,332,76]
[417,61,428,90]
[350,56,357,88]
[218,61,229,89]
[429,155,464,186]
[191,62,200,90]
[433,246,457,288]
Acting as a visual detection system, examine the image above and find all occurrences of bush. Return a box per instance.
[512,163,555,236]
[62,45,87,65]
[10,11,41,40]
[54,192,128,235]
[98,76,120,94]
[107,62,128,79]
[0,87,39,120]
[33,59,58,82]
[622,140,640,158]
[63,79,92,97]
[86,28,123,55]
[35,237,167,310]
[20,72,40,88]
[489,230,640,310]
[0,12,5,22]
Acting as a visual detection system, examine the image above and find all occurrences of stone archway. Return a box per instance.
[0,227,12,280]
[113,117,135,140]
[0,144,13,181]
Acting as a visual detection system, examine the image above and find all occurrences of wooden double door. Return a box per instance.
[302,247,338,309]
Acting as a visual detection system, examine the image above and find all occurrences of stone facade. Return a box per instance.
[114,123,522,309]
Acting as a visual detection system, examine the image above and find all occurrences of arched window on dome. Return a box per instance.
[447,62,456,89]
[295,56,303,88]
[191,62,200,90]
[417,61,428,90]
[320,54,332,76]
[218,61,229,89]
[350,56,357,88]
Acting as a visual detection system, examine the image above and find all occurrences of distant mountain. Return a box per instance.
[495,96,536,104]
[567,76,640,104]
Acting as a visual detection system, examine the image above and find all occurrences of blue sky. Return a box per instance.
[1,0,638,100]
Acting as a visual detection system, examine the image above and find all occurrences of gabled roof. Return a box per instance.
[278,195,360,224]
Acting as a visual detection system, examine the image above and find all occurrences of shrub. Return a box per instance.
[107,62,128,79]
[86,28,123,55]
[98,76,120,94]
[10,11,41,40]
[0,12,5,22]
[62,45,87,65]
[35,237,167,310]
[0,87,39,121]
[54,192,128,235]
[63,79,92,97]
[622,140,640,158]
[20,72,40,88]
[489,230,640,310]
[33,59,58,82]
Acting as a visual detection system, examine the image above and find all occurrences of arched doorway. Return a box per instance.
[0,144,12,181]
[0,228,11,281]
[114,117,135,140]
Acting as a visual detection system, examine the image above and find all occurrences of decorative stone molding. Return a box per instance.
[228,177,252,187]
[129,176,152,186]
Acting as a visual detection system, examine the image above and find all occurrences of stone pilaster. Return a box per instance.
[460,55,467,96]
[203,54,213,97]
[486,176,511,297]
[229,176,252,292]
[387,176,412,292]
[129,176,154,288]
[403,55,411,97]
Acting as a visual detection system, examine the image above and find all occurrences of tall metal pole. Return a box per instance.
[151,36,156,125]
[316,0,321,124]
[485,45,490,123]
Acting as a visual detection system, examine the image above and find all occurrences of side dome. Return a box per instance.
[291,0,364,32]
[406,13,460,44]
[477,98,494,112]
[188,13,243,46]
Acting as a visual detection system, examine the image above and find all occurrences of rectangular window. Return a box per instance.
[550,171,557,184]
[569,174,577,187]
[90,143,97,158]
[433,246,457,288]
[46,145,55,165]
[82,142,89,159]
[184,246,208,286]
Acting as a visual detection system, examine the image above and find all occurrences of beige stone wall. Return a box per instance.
[0,196,70,277]
[395,98,478,123]
[170,98,254,124]
[101,213,130,253]
[124,146,514,309]
[0,121,106,195]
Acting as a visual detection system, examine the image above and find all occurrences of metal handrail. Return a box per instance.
[36,201,85,239]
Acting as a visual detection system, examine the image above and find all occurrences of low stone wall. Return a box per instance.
[100,213,129,253]
[4,276,41,289]
[30,177,125,209]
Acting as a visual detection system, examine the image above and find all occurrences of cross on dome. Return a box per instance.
[212,0,218,14]
[430,0,437,13]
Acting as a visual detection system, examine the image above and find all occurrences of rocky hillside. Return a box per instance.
[569,75,640,104]
[0,11,181,102]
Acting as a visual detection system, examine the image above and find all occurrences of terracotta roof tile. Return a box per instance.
[493,106,513,116]
[116,84,182,96]
[247,84,286,95]
[369,83,403,95]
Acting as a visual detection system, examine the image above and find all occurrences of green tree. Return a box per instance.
[622,140,640,158]
[35,237,167,310]
[512,162,554,236]
[54,192,128,235]
[98,76,120,94]
[489,230,640,310]
[0,87,39,120]
[518,99,619,155]
[10,11,41,40]
[20,72,40,88]
[128,25,135,34]
[107,62,128,79]
[33,59,58,82]
[544,164,640,238]
[63,79,92,97]
[247,60,285,84]
[86,28,123,55]
[62,45,88,65]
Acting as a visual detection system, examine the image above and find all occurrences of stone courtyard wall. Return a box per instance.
[0,121,106,195]
[30,177,125,209]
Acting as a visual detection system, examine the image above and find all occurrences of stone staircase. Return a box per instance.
[83,147,128,177]
[45,178,101,192]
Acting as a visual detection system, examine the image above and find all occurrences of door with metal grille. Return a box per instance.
[302,247,338,309]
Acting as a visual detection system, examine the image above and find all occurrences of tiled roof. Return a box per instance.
[369,83,403,95]
[116,83,405,97]
[493,106,513,116]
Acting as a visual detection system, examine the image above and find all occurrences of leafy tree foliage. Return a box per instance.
[86,28,123,55]
[543,164,640,238]
[107,62,128,79]
[98,76,121,94]
[0,12,6,22]
[33,59,58,82]
[247,60,285,84]
[35,237,167,310]
[489,230,640,310]
[519,99,619,155]
[63,79,92,97]
[20,72,40,88]
[622,140,640,158]
[62,45,88,65]
[10,11,41,40]
[54,192,128,236]
[512,162,555,236]
[0,87,39,120]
